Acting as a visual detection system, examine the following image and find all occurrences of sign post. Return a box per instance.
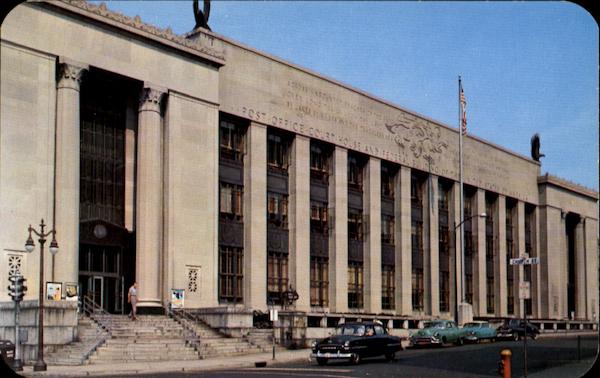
[511,256,540,378]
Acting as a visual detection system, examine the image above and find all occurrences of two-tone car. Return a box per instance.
[496,319,540,341]
[311,322,403,365]
[410,320,465,347]
[462,321,497,343]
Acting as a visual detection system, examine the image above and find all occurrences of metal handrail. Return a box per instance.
[76,294,112,363]
[168,307,201,354]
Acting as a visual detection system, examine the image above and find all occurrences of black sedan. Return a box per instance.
[496,319,540,341]
[311,322,403,365]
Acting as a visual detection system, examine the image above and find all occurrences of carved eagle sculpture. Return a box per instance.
[531,133,545,162]
[193,0,211,30]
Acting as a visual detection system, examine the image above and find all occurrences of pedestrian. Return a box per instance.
[128,282,138,320]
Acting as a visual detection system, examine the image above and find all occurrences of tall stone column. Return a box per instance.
[427,175,439,316]
[329,146,348,313]
[396,166,412,315]
[452,182,462,319]
[584,218,598,321]
[54,59,87,284]
[474,189,487,316]
[289,135,310,311]
[136,85,166,311]
[496,195,507,317]
[364,157,381,314]
[575,219,586,319]
[243,122,267,310]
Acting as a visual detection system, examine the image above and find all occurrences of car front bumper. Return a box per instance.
[311,351,354,359]
[410,337,442,346]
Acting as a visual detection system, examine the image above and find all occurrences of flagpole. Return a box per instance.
[458,76,465,319]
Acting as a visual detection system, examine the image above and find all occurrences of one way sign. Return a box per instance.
[510,257,540,265]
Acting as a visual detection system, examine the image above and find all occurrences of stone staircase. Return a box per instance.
[87,315,200,363]
[174,315,268,358]
[46,315,109,365]
[245,329,274,351]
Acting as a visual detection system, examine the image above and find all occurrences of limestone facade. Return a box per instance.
[1,0,598,335]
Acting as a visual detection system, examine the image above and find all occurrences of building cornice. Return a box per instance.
[42,0,225,65]
[538,174,598,200]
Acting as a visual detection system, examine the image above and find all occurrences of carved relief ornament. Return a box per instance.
[57,63,87,91]
[385,117,448,164]
[139,87,165,113]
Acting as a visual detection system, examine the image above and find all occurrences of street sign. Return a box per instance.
[510,257,540,265]
[519,281,531,299]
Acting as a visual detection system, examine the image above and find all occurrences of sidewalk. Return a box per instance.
[524,358,596,378]
[16,349,311,377]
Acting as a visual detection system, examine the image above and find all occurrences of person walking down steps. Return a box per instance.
[128,282,138,320]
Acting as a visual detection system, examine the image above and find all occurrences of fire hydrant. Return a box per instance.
[498,349,512,378]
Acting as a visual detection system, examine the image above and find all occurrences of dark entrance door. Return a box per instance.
[78,69,139,313]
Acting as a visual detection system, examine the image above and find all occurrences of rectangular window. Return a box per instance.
[220,120,245,162]
[267,132,289,171]
[381,215,395,245]
[411,173,424,311]
[310,256,329,307]
[506,203,515,315]
[219,183,243,221]
[412,269,424,311]
[267,192,288,229]
[381,164,395,198]
[348,210,364,241]
[310,201,328,234]
[219,246,243,303]
[267,251,289,305]
[382,265,395,310]
[348,262,364,309]
[464,193,475,304]
[348,155,363,191]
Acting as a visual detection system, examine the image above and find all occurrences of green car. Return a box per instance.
[462,321,497,343]
[410,320,465,347]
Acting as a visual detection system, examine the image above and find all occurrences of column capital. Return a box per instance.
[139,87,166,113]
[57,62,87,91]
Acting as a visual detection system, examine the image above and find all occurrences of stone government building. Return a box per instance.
[1,0,598,350]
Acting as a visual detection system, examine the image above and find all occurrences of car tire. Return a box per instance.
[441,336,448,347]
[513,333,520,341]
[385,352,395,362]
[455,337,464,346]
[351,353,361,365]
[531,333,537,340]
[316,358,327,366]
[491,337,496,343]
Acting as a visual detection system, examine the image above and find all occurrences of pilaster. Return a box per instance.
[364,157,381,314]
[54,59,87,284]
[474,189,486,316]
[397,166,412,315]
[243,122,267,311]
[584,218,599,321]
[329,147,348,313]
[289,135,310,311]
[575,220,586,319]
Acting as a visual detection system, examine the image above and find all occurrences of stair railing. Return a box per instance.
[167,306,201,355]
[79,294,113,362]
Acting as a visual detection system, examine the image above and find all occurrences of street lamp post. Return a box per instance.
[24,219,59,372]
[454,212,486,325]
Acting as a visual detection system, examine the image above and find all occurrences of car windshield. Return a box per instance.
[336,324,366,336]
[424,321,446,329]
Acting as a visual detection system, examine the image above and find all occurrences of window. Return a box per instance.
[267,192,288,228]
[310,144,328,173]
[348,262,364,309]
[267,132,289,171]
[348,155,363,190]
[310,256,329,307]
[220,183,243,221]
[267,252,288,305]
[464,193,475,304]
[220,120,245,161]
[348,210,363,241]
[382,265,395,310]
[412,269,424,311]
[524,205,534,316]
[311,201,328,234]
[381,164,395,198]
[219,247,243,303]
[382,215,395,245]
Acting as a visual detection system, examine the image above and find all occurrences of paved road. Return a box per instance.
[100,335,597,378]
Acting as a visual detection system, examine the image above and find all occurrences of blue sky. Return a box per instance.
[92,0,598,190]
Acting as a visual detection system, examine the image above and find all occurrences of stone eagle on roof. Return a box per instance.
[193,0,211,31]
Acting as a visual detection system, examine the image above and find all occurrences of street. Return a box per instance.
[100,335,597,378]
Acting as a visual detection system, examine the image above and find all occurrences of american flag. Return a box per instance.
[460,86,467,135]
